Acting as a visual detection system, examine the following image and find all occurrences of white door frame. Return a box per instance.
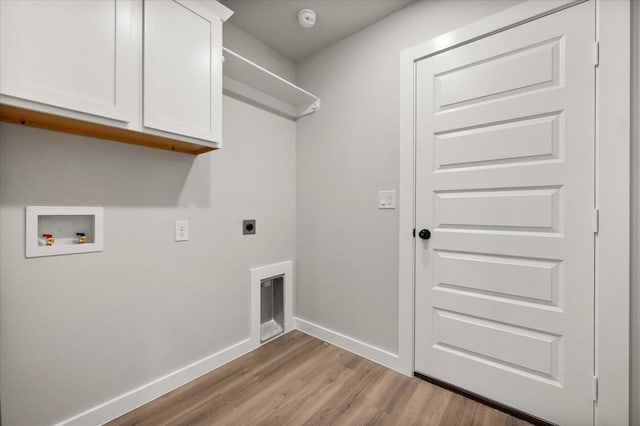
[398,0,631,424]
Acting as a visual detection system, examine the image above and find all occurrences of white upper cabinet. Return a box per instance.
[0,0,136,122]
[0,0,232,154]
[144,0,224,143]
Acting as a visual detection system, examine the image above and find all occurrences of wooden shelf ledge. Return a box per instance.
[0,104,216,155]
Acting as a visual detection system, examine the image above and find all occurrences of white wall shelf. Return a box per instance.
[222,47,320,120]
[26,206,104,258]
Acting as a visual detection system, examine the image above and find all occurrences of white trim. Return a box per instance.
[294,318,400,372]
[250,261,294,348]
[52,260,295,426]
[206,0,233,22]
[594,0,631,423]
[177,0,233,23]
[54,314,395,426]
[398,45,415,376]
[399,0,582,67]
[398,0,630,424]
[54,338,253,426]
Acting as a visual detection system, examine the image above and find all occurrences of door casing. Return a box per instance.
[398,0,631,424]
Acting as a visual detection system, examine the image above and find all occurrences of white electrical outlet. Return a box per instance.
[175,220,189,241]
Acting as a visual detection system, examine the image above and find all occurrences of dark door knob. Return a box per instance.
[418,229,431,240]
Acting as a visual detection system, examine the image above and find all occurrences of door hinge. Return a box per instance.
[593,209,599,233]
[592,376,599,402]
[593,41,600,67]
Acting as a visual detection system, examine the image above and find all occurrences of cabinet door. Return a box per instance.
[0,0,136,122]
[143,0,223,143]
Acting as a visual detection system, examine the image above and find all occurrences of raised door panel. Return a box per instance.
[414,2,595,424]
[0,0,136,122]
[143,0,222,143]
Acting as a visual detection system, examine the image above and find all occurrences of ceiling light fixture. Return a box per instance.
[297,8,316,29]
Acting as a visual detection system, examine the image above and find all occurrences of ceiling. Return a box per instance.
[220,0,416,62]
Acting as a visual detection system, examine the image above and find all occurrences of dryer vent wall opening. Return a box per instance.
[250,261,293,347]
[260,275,285,343]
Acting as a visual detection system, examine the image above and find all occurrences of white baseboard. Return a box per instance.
[293,317,400,373]
[54,319,402,426]
[55,338,254,426]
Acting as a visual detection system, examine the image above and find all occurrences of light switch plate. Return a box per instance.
[175,220,189,241]
[378,190,396,209]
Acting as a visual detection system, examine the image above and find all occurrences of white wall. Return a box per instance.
[0,95,295,425]
[631,0,639,423]
[224,22,296,82]
[1,1,636,424]
[295,0,640,418]
[295,0,521,354]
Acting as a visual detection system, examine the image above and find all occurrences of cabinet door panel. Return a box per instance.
[0,0,136,122]
[144,0,222,143]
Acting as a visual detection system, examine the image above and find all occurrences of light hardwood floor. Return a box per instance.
[108,330,531,425]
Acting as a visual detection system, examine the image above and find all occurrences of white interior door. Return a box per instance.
[414,2,595,424]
